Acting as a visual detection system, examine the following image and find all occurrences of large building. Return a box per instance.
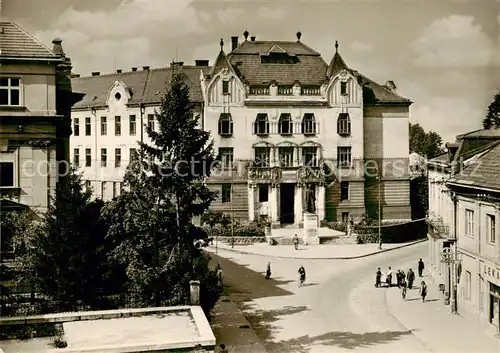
[70,32,413,226]
[0,20,73,216]
[427,128,500,335]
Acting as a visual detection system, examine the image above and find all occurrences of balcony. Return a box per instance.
[426,211,451,239]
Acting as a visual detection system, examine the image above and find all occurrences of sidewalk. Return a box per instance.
[206,239,426,259]
[211,296,267,353]
[386,275,500,353]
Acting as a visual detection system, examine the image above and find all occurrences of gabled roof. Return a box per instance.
[456,128,500,140]
[448,142,500,192]
[209,51,236,77]
[0,21,60,61]
[72,65,210,109]
[327,52,348,77]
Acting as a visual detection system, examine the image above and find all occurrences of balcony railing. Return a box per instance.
[301,86,321,95]
[278,86,293,95]
[426,211,450,237]
[249,86,270,95]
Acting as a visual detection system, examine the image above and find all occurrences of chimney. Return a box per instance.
[116,69,122,73]
[52,38,64,56]
[142,66,150,70]
[91,72,100,76]
[195,60,209,67]
[250,36,256,42]
[171,62,184,68]
[296,31,302,42]
[131,67,137,72]
[231,36,239,51]
[243,30,249,41]
[385,80,397,93]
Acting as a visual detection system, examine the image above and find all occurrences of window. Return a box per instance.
[465,270,471,301]
[221,184,231,203]
[301,113,316,135]
[487,214,496,243]
[254,114,269,135]
[465,209,474,237]
[254,147,270,167]
[278,113,293,134]
[222,80,229,95]
[338,147,352,168]
[0,77,20,106]
[147,114,155,131]
[129,115,136,136]
[85,117,91,136]
[340,81,347,95]
[115,116,121,136]
[101,148,107,167]
[73,148,80,167]
[279,147,294,167]
[101,181,107,199]
[130,148,137,163]
[337,113,351,136]
[340,181,349,201]
[218,113,233,136]
[259,185,269,202]
[115,148,121,168]
[112,182,117,198]
[73,118,80,136]
[100,117,107,135]
[85,148,92,167]
[218,148,234,169]
[0,162,14,186]
[302,147,318,167]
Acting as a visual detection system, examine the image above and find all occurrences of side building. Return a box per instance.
[202,32,412,227]
[70,62,210,199]
[0,20,73,216]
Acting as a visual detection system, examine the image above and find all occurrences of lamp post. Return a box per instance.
[377,175,382,250]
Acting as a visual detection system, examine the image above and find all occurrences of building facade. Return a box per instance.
[0,20,73,215]
[70,32,413,226]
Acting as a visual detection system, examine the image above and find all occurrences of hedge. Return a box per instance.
[355,218,427,244]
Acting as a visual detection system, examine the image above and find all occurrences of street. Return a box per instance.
[209,242,464,353]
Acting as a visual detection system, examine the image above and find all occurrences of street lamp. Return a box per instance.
[377,175,382,250]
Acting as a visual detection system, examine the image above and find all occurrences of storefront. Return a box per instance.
[481,262,500,331]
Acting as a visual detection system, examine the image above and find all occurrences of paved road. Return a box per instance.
[210,242,437,353]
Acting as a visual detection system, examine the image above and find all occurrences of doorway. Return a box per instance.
[280,183,295,224]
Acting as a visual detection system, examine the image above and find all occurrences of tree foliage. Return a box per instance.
[409,123,445,159]
[14,170,111,311]
[103,67,221,313]
[410,174,428,219]
[482,91,500,129]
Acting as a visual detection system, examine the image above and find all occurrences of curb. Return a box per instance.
[206,238,427,260]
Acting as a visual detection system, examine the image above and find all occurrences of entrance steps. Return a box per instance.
[269,227,357,245]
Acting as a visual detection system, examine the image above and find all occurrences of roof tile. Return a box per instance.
[0,21,59,60]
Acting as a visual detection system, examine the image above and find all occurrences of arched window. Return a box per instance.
[301,113,316,135]
[337,113,351,136]
[218,113,233,136]
[278,113,293,135]
[254,113,269,135]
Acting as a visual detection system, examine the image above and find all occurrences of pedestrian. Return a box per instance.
[293,234,299,250]
[386,266,393,287]
[407,269,415,289]
[396,270,402,288]
[418,258,425,277]
[216,263,223,285]
[401,278,407,300]
[420,281,427,302]
[375,267,382,288]
[219,343,229,353]
[265,261,271,280]
[298,265,306,287]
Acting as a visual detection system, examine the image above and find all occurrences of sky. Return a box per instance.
[3,0,500,144]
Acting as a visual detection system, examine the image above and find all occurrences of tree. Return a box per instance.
[409,123,444,159]
[482,91,500,129]
[410,174,428,219]
[104,67,221,314]
[14,170,111,312]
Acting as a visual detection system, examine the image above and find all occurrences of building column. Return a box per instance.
[248,184,255,222]
[294,183,303,225]
[270,185,280,224]
[317,184,325,222]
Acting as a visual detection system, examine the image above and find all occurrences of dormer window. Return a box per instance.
[278,113,293,135]
[337,113,351,136]
[114,92,121,100]
[301,113,316,135]
[222,80,229,95]
[254,113,269,135]
[218,113,233,136]
[340,81,347,95]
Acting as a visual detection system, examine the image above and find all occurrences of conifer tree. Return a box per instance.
[482,91,500,129]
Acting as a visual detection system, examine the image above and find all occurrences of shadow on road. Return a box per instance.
[265,329,414,352]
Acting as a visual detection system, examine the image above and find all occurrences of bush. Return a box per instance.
[355,219,427,244]
[233,222,266,237]
[325,222,347,232]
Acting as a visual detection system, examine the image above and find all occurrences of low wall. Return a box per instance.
[355,218,427,244]
[216,236,266,244]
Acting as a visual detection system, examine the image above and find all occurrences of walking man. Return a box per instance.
[293,234,299,250]
[407,269,415,289]
[420,281,427,302]
[386,266,393,287]
[418,258,425,277]
[375,267,382,288]
[265,261,271,280]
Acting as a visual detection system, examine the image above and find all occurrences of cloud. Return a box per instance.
[256,7,286,20]
[216,8,244,24]
[32,0,209,75]
[350,41,373,53]
[412,15,499,67]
